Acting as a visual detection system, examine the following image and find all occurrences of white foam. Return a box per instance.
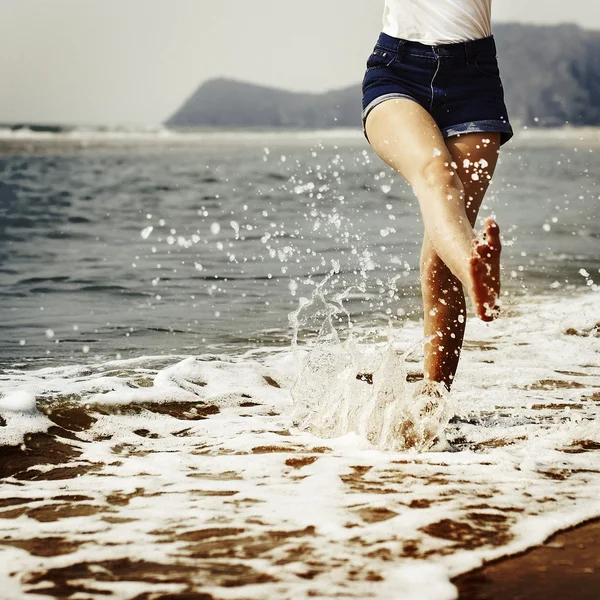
[0,126,364,146]
[0,390,36,412]
[1,291,599,598]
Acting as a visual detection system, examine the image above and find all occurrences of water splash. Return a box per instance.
[288,279,455,451]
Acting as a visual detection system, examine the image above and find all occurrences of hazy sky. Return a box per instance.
[1,0,599,126]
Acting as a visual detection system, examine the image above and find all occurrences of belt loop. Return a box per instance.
[465,41,474,65]
[396,39,406,63]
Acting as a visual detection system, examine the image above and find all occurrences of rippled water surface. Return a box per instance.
[1,131,598,367]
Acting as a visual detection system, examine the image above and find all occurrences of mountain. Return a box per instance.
[166,23,600,129]
[165,79,360,129]
[496,23,600,126]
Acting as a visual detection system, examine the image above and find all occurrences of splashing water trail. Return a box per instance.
[288,282,455,452]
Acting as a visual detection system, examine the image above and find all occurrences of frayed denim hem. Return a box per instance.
[442,120,514,146]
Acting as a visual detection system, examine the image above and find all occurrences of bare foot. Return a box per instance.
[469,217,501,322]
[399,381,453,451]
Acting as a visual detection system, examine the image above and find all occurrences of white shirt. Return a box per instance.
[382,0,492,45]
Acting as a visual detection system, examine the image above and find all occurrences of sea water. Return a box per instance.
[0,128,599,599]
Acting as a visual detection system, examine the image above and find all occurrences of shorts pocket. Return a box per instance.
[366,46,395,70]
[475,54,500,77]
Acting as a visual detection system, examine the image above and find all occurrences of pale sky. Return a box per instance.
[0,0,599,126]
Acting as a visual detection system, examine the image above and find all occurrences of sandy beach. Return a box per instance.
[455,518,600,599]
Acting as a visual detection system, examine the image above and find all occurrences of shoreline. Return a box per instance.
[0,125,598,152]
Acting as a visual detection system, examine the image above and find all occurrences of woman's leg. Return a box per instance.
[365,98,502,385]
[421,133,501,389]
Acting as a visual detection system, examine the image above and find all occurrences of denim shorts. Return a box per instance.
[362,33,513,145]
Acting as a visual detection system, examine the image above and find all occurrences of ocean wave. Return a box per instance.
[1,291,599,598]
[0,125,598,146]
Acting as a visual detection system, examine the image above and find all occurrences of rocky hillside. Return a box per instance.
[166,23,600,129]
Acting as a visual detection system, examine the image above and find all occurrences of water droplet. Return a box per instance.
[141,226,153,239]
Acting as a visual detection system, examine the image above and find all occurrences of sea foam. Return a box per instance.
[1,291,599,599]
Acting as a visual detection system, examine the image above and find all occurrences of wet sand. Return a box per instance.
[2,384,600,598]
[455,518,600,599]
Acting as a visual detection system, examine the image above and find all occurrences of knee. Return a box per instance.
[416,157,462,194]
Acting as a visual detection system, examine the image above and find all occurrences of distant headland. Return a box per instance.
[166,23,600,130]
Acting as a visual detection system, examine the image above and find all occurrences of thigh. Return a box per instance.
[365,97,456,188]
[445,133,501,225]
